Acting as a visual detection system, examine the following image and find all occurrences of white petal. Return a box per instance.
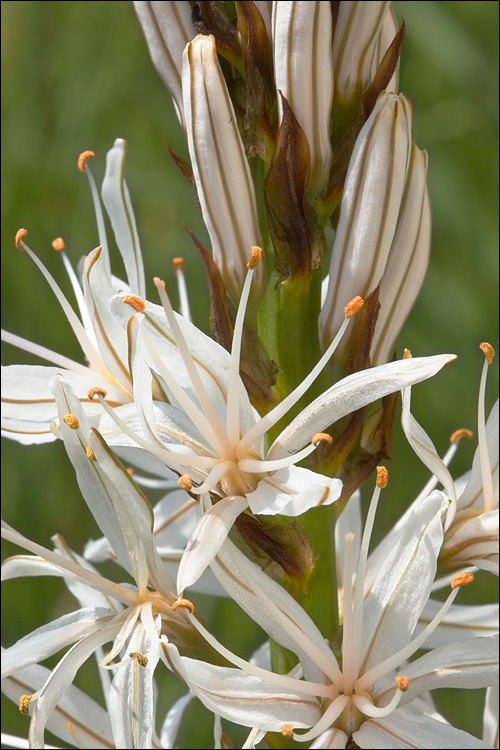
[162,643,321,731]
[1,608,112,679]
[415,600,499,648]
[182,33,265,303]
[101,138,146,298]
[1,659,114,748]
[160,691,194,749]
[360,490,448,674]
[355,707,493,749]
[177,495,249,593]
[247,466,342,516]
[269,354,456,460]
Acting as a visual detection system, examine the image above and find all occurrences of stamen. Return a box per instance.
[238,437,324,472]
[88,386,107,399]
[451,571,474,589]
[395,675,408,691]
[478,343,496,512]
[63,414,79,430]
[129,652,148,667]
[52,237,65,251]
[450,428,473,443]
[480,342,495,366]
[78,150,95,172]
[354,679,406,718]
[11,234,108,375]
[189,460,235,494]
[86,445,96,460]
[238,298,362,453]
[281,724,293,739]
[247,245,263,269]
[376,465,388,488]
[226,249,261,446]
[342,532,356,693]
[178,475,193,491]
[173,257,192,322]
[153,277,233,456]
[78,149,110,274]
[93,391,218,470]
[19,694,32,714]
[172,597,195,613]
[403,348,411,359]
[1,329,97,378]
[311,432,333,446]
[122,294,146,313]
[15,228,28,249]
[350,468,387,682]
[356,571,470,692]
[344,295,363,318]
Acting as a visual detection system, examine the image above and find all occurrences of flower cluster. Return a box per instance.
[2,2,498,749]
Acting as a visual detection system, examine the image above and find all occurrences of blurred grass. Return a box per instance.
[1,1,498,747]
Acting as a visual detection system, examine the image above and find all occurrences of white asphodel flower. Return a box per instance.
[0,376,217,749]
[90,245,456,590]
[159,470,498,749]
[367,344,499,580]
[1,140,148,444]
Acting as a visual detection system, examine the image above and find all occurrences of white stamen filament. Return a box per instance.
[95,393,218,470]
[81,161,111,276]
[478,356,495,511]
[350,479,383,681]
[238,440,319,473]
[239,315,352,453]
[1,329,96,378]
[141,321,230,457]
[184,613,333,700]
[154,279,234,456]
[174,262,192,323]
[1,523,139,607]
[353,686,405,718]
[189,460,236,495]
[341,533,355,693]
[356,583,462,692]
[292,695,350,744]
[226,261,256,446]
[15,240,108,377]
[57,248,98,349]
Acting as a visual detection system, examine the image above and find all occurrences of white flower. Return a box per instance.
[159,471,498,748]
[1,140,146,444]
[1,376,216,749]
[92,248,455,591]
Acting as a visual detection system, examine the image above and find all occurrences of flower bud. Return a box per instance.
[318,92,414,353]
[133,1,196,128]
[272,1,334,197]
[182,34,266,304]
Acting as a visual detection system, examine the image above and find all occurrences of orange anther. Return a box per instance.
[121,295,145,313]
[87,387,107,400]
[63,414,79,430]
[19,695,32,715]
[86,445,96,461]
[52,237,65,252]
[451,571,474,589]
[247,246,262,269]
[126,467,134,475]
[395,676,408,692]
[178,474,193,491]
[344,296,363,319]
[129,652,148,667]
[480,342,495,365]
[172,598,195,613]
[281,724,294,739]
[403,348,412,359]
[311,432,333,446]
[15,228,28,249]
[450,428,473,444]
[173,257,184,271]
[78,150,95,172]
[376,466,388,488]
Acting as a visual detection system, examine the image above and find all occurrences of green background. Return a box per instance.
[1,2,498,747]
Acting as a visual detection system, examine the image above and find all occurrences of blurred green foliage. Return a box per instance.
[1,1,498,747]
